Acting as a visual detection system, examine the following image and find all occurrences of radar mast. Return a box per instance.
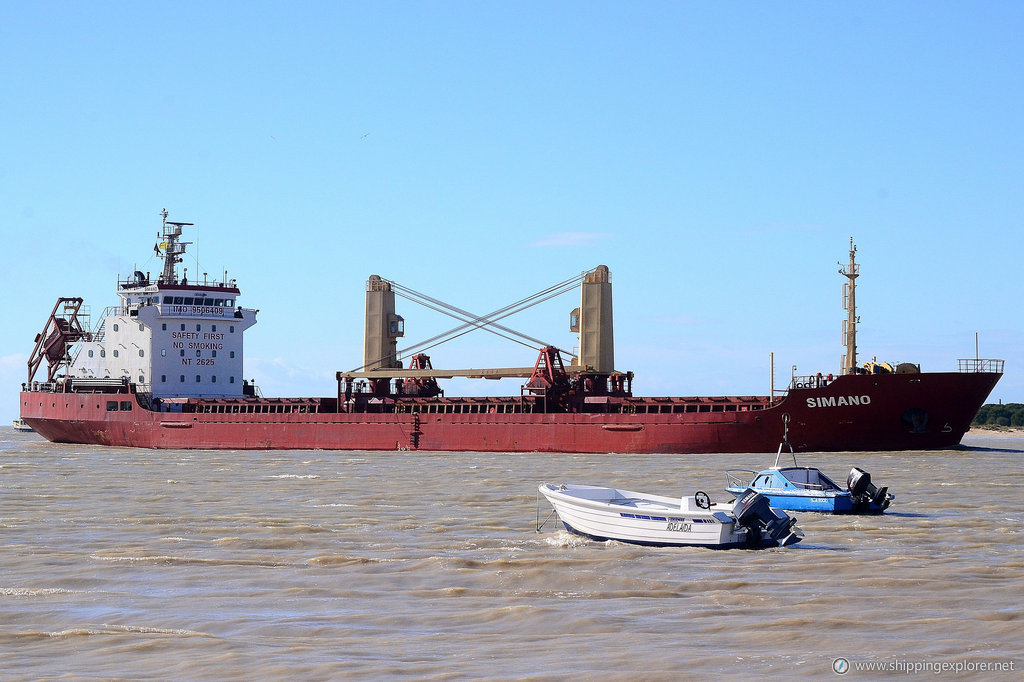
[157,208,193,285]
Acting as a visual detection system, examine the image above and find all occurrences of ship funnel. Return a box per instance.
[363,275,404,371]
[573,265,614,373]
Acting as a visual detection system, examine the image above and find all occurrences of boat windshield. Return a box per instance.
[777,467,842,491]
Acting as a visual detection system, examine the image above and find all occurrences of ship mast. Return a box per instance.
[157,208,193,285]
[839,238,859,374]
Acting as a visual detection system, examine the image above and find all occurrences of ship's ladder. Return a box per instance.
[409,411,422,450]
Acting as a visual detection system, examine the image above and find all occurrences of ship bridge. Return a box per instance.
[61,210,258,400]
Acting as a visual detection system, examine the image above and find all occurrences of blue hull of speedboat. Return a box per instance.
[724,486,857,513]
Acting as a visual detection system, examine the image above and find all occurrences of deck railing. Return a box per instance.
[958,359,1004,373]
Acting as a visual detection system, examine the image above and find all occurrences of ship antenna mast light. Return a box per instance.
[839,238,860,374]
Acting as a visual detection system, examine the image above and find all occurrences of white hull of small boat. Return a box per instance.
[539,483,801,549]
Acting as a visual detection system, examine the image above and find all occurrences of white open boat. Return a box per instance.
[538,483,802,549]
[12,418,34,433]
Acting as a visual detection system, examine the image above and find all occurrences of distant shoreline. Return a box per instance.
[964,426,1024,438]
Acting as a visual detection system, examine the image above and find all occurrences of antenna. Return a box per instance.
[839,238,860,374]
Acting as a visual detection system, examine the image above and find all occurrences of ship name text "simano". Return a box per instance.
[805,395,872,408]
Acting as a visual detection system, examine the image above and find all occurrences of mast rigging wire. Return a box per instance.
[349,269,593,373]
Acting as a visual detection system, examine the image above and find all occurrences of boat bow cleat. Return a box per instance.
[732,488,803,547]
[846,467,893,512]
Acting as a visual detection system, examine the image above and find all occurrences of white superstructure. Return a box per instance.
[68,210,257,398]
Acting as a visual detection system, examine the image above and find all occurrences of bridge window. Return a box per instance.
[162,324,167,330]
[120,401,133,411]
[106,401,118,411]
[212,376,217,383]
[196,324,201,332]
[180,375,185,382]
[161,349,166,357]
[161,375,166,382]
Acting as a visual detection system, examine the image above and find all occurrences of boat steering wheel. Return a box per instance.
[694,491,711,509]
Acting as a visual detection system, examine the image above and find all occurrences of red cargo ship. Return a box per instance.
[19,213,1002,453]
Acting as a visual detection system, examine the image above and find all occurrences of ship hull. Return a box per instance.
[20,370,1000,453]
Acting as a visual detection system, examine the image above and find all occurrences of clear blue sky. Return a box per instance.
[4,1,1023,421]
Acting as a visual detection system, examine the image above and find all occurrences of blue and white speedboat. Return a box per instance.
[725,440,893,514]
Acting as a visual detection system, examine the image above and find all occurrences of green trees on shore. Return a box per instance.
[973,403,1024,427]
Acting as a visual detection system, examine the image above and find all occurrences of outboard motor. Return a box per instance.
[732,488,802,547]
[847,467,892,512]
